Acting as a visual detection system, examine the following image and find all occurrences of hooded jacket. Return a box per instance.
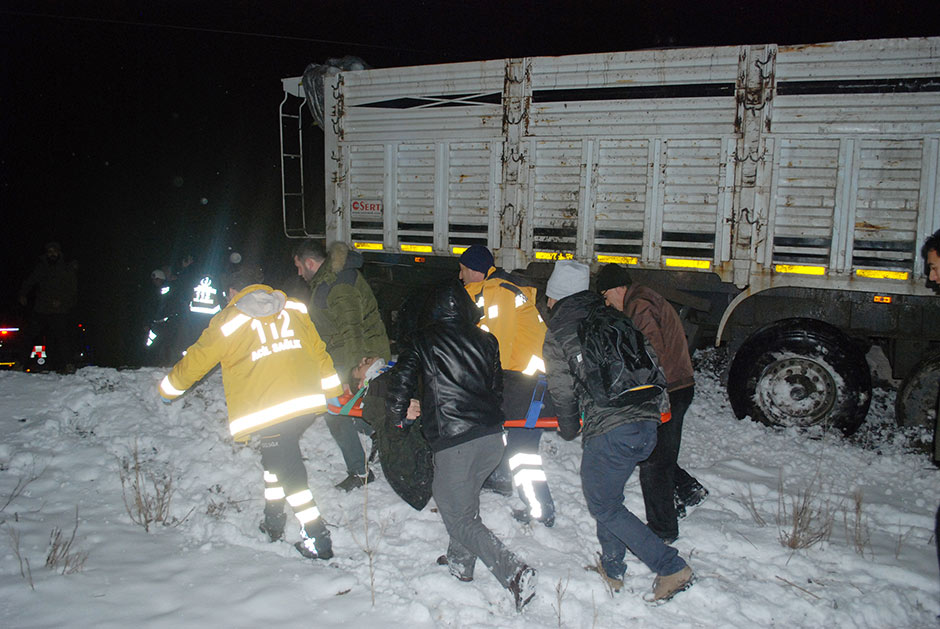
[159,284,344,442]
[543,290,664,443]
[307,242,391,382]
[462,266,546,374]
[386,281,504,452]
[621,285,694,392]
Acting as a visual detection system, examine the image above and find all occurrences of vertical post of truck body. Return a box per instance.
[324,75,345,243]
[731,45,776,288]
[498,58,530,271]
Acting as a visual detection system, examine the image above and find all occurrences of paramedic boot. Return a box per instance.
[294,520,333,560]
[259,511,287,542]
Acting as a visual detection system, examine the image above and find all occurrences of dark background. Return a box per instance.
[2,0,938,366]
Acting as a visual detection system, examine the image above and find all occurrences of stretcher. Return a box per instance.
[326,391,561,429]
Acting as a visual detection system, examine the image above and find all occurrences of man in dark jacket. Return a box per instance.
[595,263,708,542]
[541,260,693,604]
[921,229,940,580]
[17,241,78,372]
[386,280,537,612]
[294,240,391,491]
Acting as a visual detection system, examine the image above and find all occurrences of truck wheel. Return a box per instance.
[895,351,940,430]
[727,319,872,436]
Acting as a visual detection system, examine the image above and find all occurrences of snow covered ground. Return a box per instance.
[0,350,937,628]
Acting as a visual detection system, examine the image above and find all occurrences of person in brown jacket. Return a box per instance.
[595,264,708,543]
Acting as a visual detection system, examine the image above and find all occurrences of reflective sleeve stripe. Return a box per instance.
[321,373,341,390]
[475,296,485,309]
[160,376,186,396]
[488,305,499,319]
[221,313,251,337]
[285,301,308,314]
[263,471,278,483]
[265,487,286,500]
[515,293,526,308]
[521,355,546,375]
[294,506,321,525]
[480,324,491,332]
[286,489,314,507]
[229,394,327,436]
[508,452,544,470]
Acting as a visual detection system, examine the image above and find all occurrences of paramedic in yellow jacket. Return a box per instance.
[458,245,556,527]
[159,264,343,560]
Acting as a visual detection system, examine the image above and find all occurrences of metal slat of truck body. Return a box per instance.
[341,59,505,144]
[769,38,940,280]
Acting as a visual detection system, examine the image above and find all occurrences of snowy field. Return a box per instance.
[0,349,938,628]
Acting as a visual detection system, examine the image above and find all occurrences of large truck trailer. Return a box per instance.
[280,37,940,438]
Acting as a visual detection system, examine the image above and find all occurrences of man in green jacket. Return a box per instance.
[294,240,391,490]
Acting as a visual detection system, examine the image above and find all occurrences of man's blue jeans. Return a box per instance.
[580,420,687,579]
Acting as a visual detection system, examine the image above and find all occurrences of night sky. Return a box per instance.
[2,0,937,366]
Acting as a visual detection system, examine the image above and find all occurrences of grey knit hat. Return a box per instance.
[545,260,590,300]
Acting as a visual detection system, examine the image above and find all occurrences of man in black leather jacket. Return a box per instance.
[386,280,537,612]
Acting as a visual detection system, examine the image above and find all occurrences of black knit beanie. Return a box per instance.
[458,245,494,274]
[595,263,632,293]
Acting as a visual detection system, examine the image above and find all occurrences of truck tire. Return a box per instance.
[727,318,872,436]
[895,351,940,430]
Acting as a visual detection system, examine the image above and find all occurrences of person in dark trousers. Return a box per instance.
[921,229,940,585]
[541,260,693,604]
[294,239,391,491]
[17,241,78,372]
[595,263,708,543]
[159,264,344,560]
[458,245,556,526]
[386,280,537,612]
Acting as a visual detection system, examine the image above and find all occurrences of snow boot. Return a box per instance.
[648,565,694,604]
[585,554,623,594]
[508,564,537,612]
[675,483,709,519]
[259,512,287,542]
[436,554,473,582]
[294,522,333,560]
[335,469,375,492]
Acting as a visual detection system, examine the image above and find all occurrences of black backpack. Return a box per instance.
[574,303,667,408]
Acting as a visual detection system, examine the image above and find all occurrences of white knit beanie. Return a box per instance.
[545,260,590,300]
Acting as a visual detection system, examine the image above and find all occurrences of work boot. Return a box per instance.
[294,523,333,560]
[650,565,694,603]
[586,553,623,593]
[258,511,287,542]
[675,483,709,519]
[508,564,537,612]
[335,469,375,492]
[436,554,473,582]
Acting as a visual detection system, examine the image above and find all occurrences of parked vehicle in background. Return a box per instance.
[0,313,91,372]
[280,37,940,438]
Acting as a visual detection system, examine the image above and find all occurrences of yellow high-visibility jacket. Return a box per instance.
[463,267,547,374]
[159,284,344,442]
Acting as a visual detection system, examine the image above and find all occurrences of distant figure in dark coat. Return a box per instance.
[17,241,78,372]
